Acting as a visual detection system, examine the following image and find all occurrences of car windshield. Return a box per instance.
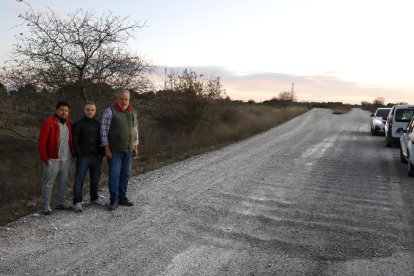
[376,109,391,118]
[395,109,414,122]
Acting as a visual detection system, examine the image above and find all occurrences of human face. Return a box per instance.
[56,105,69,119]
[117,92,130,109]
[84,104,96,119]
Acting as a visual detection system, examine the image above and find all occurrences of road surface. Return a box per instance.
[1,108,414,275]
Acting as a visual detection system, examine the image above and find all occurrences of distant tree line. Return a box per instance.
[361,97,407,112]
[262,90,297,109]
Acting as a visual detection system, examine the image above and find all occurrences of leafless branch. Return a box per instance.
[3,0,153,101]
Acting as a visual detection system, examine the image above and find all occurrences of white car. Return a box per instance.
[370,107,391,135]
[385,105,414,147]
[399,117,414,176]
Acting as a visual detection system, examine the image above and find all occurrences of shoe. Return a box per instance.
[42,206,52,215]
[42,210,52,215]
[73,202,83,212]
[118,197,133,206]
[55,203,72,210]
[90,198,100,205]
[108,201,118,211]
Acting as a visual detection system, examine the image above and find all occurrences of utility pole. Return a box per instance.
[291,82,294,94]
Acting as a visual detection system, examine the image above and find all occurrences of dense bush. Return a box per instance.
[147,69,225,134]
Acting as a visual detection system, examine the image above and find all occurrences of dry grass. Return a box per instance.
[0,104,309,225]
[0,134,42,224]
[133,105,309,174]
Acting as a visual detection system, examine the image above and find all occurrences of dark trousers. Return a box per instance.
[73,156,102,204]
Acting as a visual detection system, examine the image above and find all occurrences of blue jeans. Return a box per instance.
[108,151,132,203]
[73,156,102,204]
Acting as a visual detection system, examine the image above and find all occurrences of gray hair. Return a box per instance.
[116,89,130,97]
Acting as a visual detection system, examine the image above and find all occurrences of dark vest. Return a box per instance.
[108,107,138,151]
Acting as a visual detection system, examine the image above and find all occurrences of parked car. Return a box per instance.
[370,107,391,135]
[385,105,414,147]
[399,117,414,176]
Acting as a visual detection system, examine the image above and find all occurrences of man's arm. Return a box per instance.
[132,111,139,156]
[135,120,139,146]
[101,108,112,146]
[132,120,139,157]
[38,119,51,164]
[72,121,82,157]
[101,108,112,159]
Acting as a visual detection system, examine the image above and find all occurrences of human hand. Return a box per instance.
[133,147,138,157]
[105,146,112,159]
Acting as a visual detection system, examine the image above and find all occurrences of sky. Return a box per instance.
[1,0,414,104]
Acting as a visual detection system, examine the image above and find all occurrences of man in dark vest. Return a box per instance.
[101,90,139,211]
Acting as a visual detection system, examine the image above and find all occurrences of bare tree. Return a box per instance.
[372,97,385,106]
[151,69,226,133]
[167,69,225,100]
[3,1,152,102]
[278,90,296,110]
[278,91,296,102]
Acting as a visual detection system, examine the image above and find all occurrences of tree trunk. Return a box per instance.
[79,74,87,102]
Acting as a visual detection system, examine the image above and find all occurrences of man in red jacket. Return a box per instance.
[38,101,74,215]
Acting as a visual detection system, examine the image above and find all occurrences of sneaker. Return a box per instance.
[90,198,99,205]
[118,197,133,206]
[55,203,72,210]
[73,202,83,212]
[108,201,118,211]
[42,206,52,215]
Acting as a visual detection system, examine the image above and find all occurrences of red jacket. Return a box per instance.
[38,115,74,163]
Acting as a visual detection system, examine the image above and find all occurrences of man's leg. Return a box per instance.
[56,159,72,206]
[73,157,89,204]
[89,156,102,202]
[41,161,60,212]
[108,151,122,204]
[118,151,132,201]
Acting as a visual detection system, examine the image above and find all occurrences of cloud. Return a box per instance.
[221,71,414,105]
[151,66,414,105]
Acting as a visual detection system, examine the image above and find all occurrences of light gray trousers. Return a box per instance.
[41,159,72,208]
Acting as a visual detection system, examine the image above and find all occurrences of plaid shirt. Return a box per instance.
[101,107,139,146]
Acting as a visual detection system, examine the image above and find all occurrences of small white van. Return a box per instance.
[385,105,414,147]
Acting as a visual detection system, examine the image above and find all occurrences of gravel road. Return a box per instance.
[1,108,414,276]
